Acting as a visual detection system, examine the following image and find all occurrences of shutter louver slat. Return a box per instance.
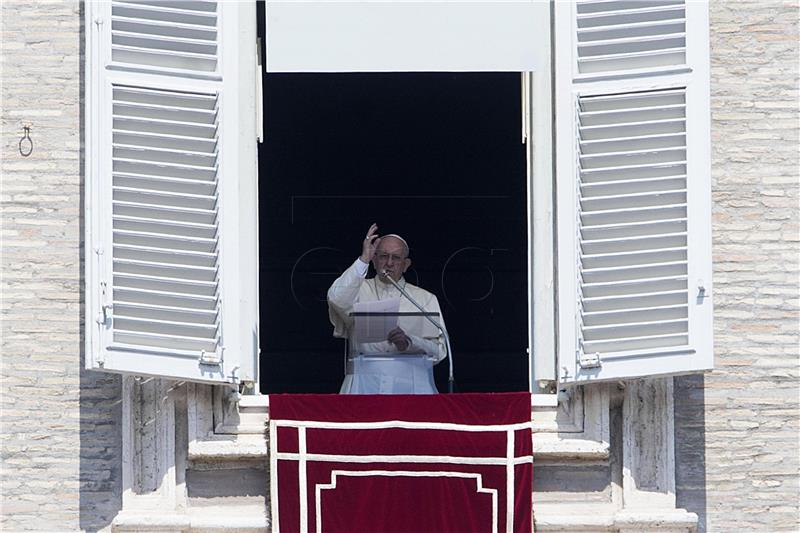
[581,234,688,255]
[113,131,216,153]
[113,31,217,56]
[114,188,217,209]
[114,288,216,310]
[577,22,685,46]
[582,260,687,284]
[582,176,685,196]
[114,244,216,268]
[113,216,217,239]
[114,159,216,180]
[580,103,684,122]
[582,119,686,140]
[111,1,218,75]
[113,302,217,323]
[583,333,688,355]
[114,102,217,123]
[581,203,686,226]
[111,85,221,355]
[110,86,217,108]
[113,174,217,195]
[114,118,216,139]
[581,289,686,312]
[112,47,218,73]
[578,32,685,54]
[115,232,216,250]
[113,2,218,24]
[583,318,688,340]
[576,0,686,75]
[113,205,216,225]
[581,162,686,183]
[114,230,217,253]
[583,303,687,326]
[114,257,217,278]
[582,247,686,269]
[114,316,217,339]
[581,277,687,299]
[582,219,686,240]
[113,192,217,211]
[576,88,690,356]
[112,17,217,38]
[113,331,217,353]
[113,146,217,167]
[126,0,217,13]
[581,190,686,210]
[114,273,217,296]
[577,8,684,27]
[581,132,686,153]
[576,0,684,16]
[581,149,686,169]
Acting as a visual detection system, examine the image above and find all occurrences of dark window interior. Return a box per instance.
[257,8,529,393]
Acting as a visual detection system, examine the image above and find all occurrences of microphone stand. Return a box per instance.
[381,272,455,393]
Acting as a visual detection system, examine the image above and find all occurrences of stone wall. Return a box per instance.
[675,1,800,531]
[1,1,122,531]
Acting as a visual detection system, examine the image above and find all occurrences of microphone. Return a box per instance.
[381,270,455,393]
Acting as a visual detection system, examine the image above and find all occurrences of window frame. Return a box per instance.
[85,0,712,393]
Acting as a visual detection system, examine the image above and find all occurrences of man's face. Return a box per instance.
[372,236,411,283]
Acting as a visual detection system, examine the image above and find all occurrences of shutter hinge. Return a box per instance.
[95,281,112,326]
[199,347,223,366]
[95,304,112,326]
[577,350,601,369]
[697,280,709,301]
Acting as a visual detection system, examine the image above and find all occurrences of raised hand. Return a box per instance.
[360,223,381,263]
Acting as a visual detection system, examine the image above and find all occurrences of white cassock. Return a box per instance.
[327,258,447,394]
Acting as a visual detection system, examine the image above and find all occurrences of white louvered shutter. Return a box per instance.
[86,1,258,384]
[555,0,712,383]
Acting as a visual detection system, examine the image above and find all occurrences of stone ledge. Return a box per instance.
[534,504,698,533]
[188,437,268,460]
[616,509,698,532]
[189,505,268,532]
[189,431,609,463]
[533,436,610,461]
[237,394,560,408]
[113,506,268,533]
[188,434,609,462]
[113,510,190,532]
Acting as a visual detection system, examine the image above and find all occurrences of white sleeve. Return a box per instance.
[327,258,369,337]
[328,258,368,308]
[400,293,447,363]
[403,334,445,361]
[353,258,369,277]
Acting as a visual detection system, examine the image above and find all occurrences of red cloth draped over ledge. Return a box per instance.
[269,393,533,533]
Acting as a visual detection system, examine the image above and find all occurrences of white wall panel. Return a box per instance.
[265,1,547,72]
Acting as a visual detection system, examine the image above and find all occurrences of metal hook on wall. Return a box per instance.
[19,125,33,157]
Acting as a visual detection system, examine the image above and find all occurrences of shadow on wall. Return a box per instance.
[674,374,708,532]
[79,4,124,529]
[78,370,123,532]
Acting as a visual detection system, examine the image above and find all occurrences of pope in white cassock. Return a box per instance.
[327,224,447,394]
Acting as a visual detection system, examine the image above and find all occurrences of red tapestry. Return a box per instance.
[269,393,532,533]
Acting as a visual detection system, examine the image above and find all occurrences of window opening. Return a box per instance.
[257,70,529,394]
